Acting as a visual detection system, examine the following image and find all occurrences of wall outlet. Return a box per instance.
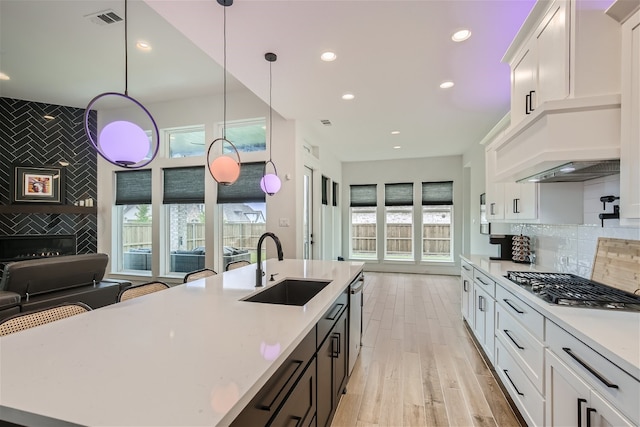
[279,218,290,227]
[560,256,569,266]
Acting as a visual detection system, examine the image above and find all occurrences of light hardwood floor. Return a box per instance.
[331,272,524,427]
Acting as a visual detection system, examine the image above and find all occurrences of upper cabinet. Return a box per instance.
[616,7,640,222]
[505,0,621,130]
[510,0,570,125]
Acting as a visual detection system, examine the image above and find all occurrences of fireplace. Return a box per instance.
[0,234,77,262]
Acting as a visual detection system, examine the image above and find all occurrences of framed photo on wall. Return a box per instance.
[12,165,65,204]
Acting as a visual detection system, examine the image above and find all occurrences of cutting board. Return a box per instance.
[591,237,640,294]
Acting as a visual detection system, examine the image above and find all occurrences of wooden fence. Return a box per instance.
[351,224,451,256]
[123,222,265,252]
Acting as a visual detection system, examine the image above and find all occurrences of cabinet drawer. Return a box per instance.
[546,320,640,424]
[496,285,544,341]
[461,259,473,276]
[495,338,545,427]
[317,289,348,348]
[473,269,495,297]
[495,303,545,393]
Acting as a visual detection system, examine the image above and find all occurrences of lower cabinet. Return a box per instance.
[472,283,495,363]
[317,307,349,427]
[545,349,634,427]
[460,262,474,325]
[270,357,317,427]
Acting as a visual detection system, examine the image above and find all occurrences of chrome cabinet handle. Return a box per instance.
[463,280,469,292]
[504,330,524,350]
[503,370,524,396]
[563,347,619,389]
[513,198,520,214]
[490,202,496,215]
[477,277,490,287]
[478,295,485,312]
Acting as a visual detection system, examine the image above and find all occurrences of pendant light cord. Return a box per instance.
[124,0,128,96]
[222,4,227,140]
[269,60,273,161]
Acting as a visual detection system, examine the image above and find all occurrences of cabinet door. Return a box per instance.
[511,41,537,126]
[473,284,494,362]
[317,334,333,427]
[487,182,506,220]
[461,273,472,323]
[270,358,317,427]
[504,182,537,220]
[621,13,640,220]
[536,0,570,104]
[545,350,591,427]
[333,309,349,404]
[589,390,635,427]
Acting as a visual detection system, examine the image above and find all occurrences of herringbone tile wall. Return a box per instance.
[0,97,98,254]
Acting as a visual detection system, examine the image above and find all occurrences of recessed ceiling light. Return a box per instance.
[393,145,401,149]
[452,29,472,42]
[136,41,152,51]
[43,115,55,120]
[342,93,355,100]
[439,81,455,89]
[0,72,10,81]
[391,130,400,135]
[321,51,337,62]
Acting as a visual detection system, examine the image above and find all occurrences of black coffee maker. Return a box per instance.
[489,234,516,261]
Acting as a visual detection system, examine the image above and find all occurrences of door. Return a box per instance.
[303,166,313,260]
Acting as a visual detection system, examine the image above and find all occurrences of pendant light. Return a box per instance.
[83,0,159,169]
[206,0,241,186]
[260,52,281,196]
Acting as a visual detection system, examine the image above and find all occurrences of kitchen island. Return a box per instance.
[0,259,364,426]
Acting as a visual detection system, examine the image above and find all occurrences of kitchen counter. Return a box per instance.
[0,259,364,426]
[461,255,640,381]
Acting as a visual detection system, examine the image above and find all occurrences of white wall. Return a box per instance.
[341,155,463,275]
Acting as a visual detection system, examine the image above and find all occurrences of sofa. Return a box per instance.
[0,253,131,321]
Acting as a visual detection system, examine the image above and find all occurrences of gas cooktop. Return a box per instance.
[506,271,640,312]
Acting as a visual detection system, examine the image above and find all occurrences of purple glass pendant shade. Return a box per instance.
[260,173,281,196]
[84,92,159,169]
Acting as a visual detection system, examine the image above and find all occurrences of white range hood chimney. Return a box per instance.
[491,94,621,183]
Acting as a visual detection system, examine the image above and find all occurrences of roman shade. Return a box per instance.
[163,166,205,204]
[385,183,413,206]
[217,162,266,204]
[350,184,377,207]
[422,181,453,205]
[115,170,151,205]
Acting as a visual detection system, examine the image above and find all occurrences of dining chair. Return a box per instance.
[0,302,91,336]
[183,268,217,283]
[117,281,170,302]
[225,260,251,271]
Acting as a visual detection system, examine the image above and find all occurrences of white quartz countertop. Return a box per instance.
[0,259,364,426]
[461,254,640,381]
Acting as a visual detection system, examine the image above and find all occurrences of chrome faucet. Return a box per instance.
[256,232,284,287]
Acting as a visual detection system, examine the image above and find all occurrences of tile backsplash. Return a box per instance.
[491,174,639,279]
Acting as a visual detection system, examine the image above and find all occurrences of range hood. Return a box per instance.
[491,95,622,183]
[517,160,620,183]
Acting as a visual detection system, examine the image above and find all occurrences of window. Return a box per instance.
[349,184,377,259]
[221,119,266,153]
[422,181,453,262]
[332,182,339,207]
[163,167,205,274]
[115,170,152,272]
[384,183,414,261]
[167,126,206,158]
[322,176,329,205]
[218,162,266,270]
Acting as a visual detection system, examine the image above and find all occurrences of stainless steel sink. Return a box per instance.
[243,279,331,306]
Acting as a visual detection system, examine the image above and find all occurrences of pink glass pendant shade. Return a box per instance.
[99,120,149,166]
[210,155,241,186]
[260,173,281,195]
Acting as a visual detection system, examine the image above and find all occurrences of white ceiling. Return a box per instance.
[0,0,536,163]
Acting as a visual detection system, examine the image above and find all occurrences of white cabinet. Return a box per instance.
[472,270,496,364]
[460,260,474,325]
[620,10,640,221]
[546,349,635,427]
[504,182,537,220]
[508,0,570,128]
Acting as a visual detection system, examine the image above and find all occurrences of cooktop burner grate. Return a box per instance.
[506,271,640,311]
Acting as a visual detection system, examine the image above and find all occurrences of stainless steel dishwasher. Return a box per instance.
[348,272,364,375]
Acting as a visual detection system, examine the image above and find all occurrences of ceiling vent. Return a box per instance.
[85,9,123,26]
[320,119,332,126]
